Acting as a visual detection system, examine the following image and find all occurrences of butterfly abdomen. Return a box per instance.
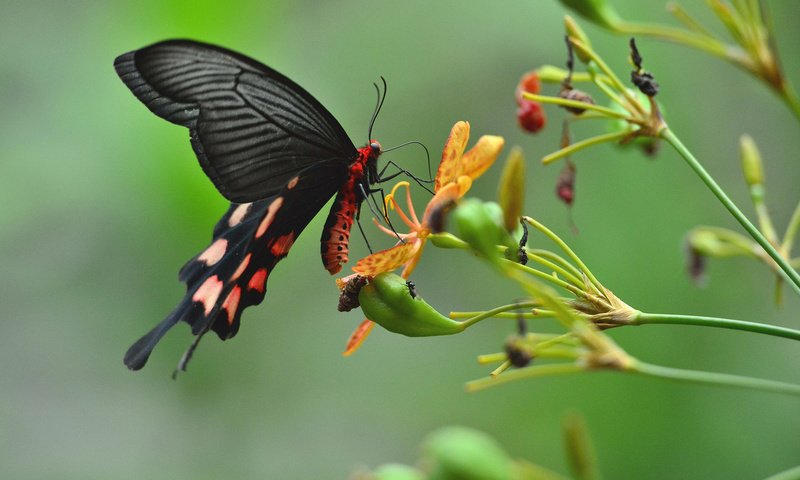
[321,165,364,275]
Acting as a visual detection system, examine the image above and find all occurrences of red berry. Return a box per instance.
[517,101,546,133]
[516,71,541,102]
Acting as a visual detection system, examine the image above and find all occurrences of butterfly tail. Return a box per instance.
[123,299,189,370]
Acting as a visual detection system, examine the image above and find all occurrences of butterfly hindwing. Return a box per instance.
[123,161,349,370]
[114,39,357,203]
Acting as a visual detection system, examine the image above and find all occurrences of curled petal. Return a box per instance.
[400,240,426,278]
[422,181,463,225]
[343,319,376,356]
[459,135,504,180]
[353,241,421,275]
[435,121,470,190]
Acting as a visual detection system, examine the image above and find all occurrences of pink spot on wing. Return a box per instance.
[248,268,268,293]
[255,197,284,238]
[192,276,224,315]
[270,233,296,256]
[287,175,300,189]
[231,253,252,282]
[197,238,227,265]
[228,203,252,227]
[222,286,242,325]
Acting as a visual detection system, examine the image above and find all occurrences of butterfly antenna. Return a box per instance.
[368,76,388,141]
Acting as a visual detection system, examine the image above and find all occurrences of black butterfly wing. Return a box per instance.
[124,160,349,371]
[114,39,357,202]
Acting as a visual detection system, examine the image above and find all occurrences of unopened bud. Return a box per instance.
[558,0,623,30]
[564,15,592,62]
[740,134,764,188]
[498,147,526,233]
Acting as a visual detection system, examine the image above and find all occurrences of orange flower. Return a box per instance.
[342,121,504,354]
[354,121,504,277]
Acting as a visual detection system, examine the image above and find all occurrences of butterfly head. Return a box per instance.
[369,140,383,158]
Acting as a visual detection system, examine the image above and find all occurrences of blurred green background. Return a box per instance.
[1,1,799,478]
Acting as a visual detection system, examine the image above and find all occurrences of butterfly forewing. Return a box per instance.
[114,39,357,203]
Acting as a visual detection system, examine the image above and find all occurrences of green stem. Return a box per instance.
[780,81,800,123]
[634,312,800,342]
[630,361,800,397]
[528,248,585,281]
[525,253,585,287]
[459,301,540,329]
[465,363,586,392]
[523,216,605,295]
[542,130,631,165]
[450,310,555,320]
[503,259,583,296]
[522,93,630,119]
[782,199,800,254]
[662,128,800,298]
[616,21,754,74]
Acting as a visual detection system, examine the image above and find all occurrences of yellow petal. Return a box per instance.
[343,320,376,356]
[459,135,504,181]
[400,240,426,278]
[435,121,470,191]
[352,241,420,275]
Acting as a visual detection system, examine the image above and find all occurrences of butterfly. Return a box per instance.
[115,39,386,372]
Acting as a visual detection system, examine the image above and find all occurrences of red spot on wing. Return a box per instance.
[222,286,242,325]
[255,197,284,238]
[287,175,300,189]
[270,233,296,256]
[197,238,227,265]
[248,268,268,293]
[192,275,224,315]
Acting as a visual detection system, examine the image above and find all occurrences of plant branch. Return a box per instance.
[662,128,800,298]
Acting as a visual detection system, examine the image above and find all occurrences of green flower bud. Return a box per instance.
[564,15,592,63]
[358,273,464,337]
[740,134,764,188]
[423,427,512,480]
[453,199,508,263]
[498,147,526,233]
[372,463,425,480]
[558,0,623,30]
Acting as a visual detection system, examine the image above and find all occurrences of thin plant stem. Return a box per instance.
[542,130,632,165]
[528,248,585,281]
[661,128,800,297]
[782,199,800,253]
[523,216,605,295]
[459,301,540,329]
[526,253,584,287]
[498,245,584,287]
[450,310,555,320]
[634,312,800,342]
[522,93,630,119]
[477,353,507,365]
[491,360,512,377]
[466,363,586,392]
[503,259,584,296]
[568,38,646,117]
[630,361,800,397]
[616,21,737,62]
